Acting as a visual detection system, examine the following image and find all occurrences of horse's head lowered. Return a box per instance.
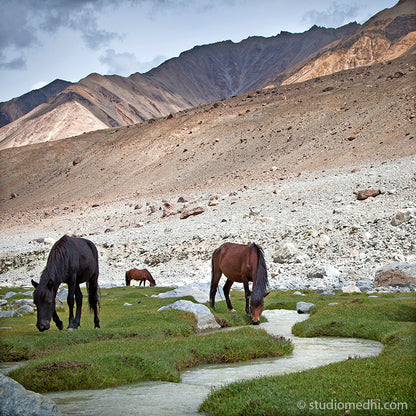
[250,291,269,325]
[32,278,56,332]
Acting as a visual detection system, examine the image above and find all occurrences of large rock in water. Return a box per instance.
[0,374,62,416]
[158,300,220,331]
[375,262,416,287]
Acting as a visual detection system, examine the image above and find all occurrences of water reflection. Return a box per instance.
[46,310,383,415]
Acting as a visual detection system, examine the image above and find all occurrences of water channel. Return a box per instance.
[41,310,383,415]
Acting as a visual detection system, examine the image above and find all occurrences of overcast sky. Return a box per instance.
[0,0,398,102]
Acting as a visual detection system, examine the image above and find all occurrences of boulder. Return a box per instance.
[342,284,361,293]
[0,374,62,416]
[375,262,416,287]
[158,300,220,331]
[272,241,298,264]
[153,284,213,303]
[296,301,315,314]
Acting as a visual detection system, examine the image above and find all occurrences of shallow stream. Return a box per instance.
[44,309,382,415]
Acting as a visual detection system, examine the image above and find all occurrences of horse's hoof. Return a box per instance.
[229,309,237,313]
[67,327,74,332]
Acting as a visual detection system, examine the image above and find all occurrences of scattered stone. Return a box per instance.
[180,206,205,219]
[0,310,23,318]
[296,301,315,314]
[375,262,416,287]
[73,156,83,166]
[307,266,341,280]
[293,291,305,296]
[354,189,380,200]
[124,303,132,306]
[391,208,415,226]
[3,292,17,299]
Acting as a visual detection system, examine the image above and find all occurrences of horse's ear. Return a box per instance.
[47,279,54,290]
[31,279,39,288]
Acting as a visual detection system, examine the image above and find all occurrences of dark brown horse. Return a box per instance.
[209,242,268,324]
[125,269,156,286]
[32,235,100,332]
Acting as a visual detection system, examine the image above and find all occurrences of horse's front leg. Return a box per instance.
[223,279,235,312]
[53,310,64,330]
[243,280,252,316]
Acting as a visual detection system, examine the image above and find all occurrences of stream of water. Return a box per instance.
[44,310,383,415]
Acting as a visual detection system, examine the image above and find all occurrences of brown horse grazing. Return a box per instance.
[125,269,156,287]
[210,242,269,325]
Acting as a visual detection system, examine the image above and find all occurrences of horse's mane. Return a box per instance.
[39,235,70,291]
[250,243,268,307]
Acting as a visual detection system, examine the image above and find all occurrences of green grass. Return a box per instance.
[200,292,416,415]
[0,286,292,393]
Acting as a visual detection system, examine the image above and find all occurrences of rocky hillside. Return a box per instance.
[281,0,416,85]
[0,54,414,221]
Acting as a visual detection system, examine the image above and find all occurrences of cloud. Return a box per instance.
[0,0,120,71]
[0,53,26,70]
[99,49,166,75]
[302,2,361,28]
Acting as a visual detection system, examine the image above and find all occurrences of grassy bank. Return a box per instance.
[200,292,416,415]
[0,286,292,393]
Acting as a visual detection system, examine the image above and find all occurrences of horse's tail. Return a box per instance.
[86,241,101,312]
[125,271,130,286]
[251,243,268,306]
[210,247,220,308]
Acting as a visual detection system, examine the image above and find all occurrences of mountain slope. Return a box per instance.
[281,0,416,85]
[0,79,72,128]
[0,24,358,150]
[0,54,414,221]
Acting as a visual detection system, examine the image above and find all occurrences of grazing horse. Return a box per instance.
[32,235,100,332]
[125,268,156,287]
[209,242,269,324]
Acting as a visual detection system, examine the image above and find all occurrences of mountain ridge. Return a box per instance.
[0,0,414,150]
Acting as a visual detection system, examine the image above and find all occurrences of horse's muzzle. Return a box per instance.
[251,320,260,325]
[36,322,50,332]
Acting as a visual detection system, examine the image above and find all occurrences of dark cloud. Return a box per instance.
[302,2,361,28]
[0,0,120,71]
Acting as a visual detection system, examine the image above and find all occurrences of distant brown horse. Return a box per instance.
[209,242,268,324]
[125,269,156,287]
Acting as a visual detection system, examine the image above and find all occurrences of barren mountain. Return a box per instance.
[1,1,414,151]
[0,54,415,228]
[0,79,72,128]
[0,23,359,150]
[281,0,416,85]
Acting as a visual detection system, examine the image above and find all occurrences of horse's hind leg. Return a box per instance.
[67,279,77,330]
[223,279,235,312]
[73,284,83,329]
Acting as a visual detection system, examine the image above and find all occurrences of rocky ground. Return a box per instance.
[1,155,415,294]
[0,56,415,295]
